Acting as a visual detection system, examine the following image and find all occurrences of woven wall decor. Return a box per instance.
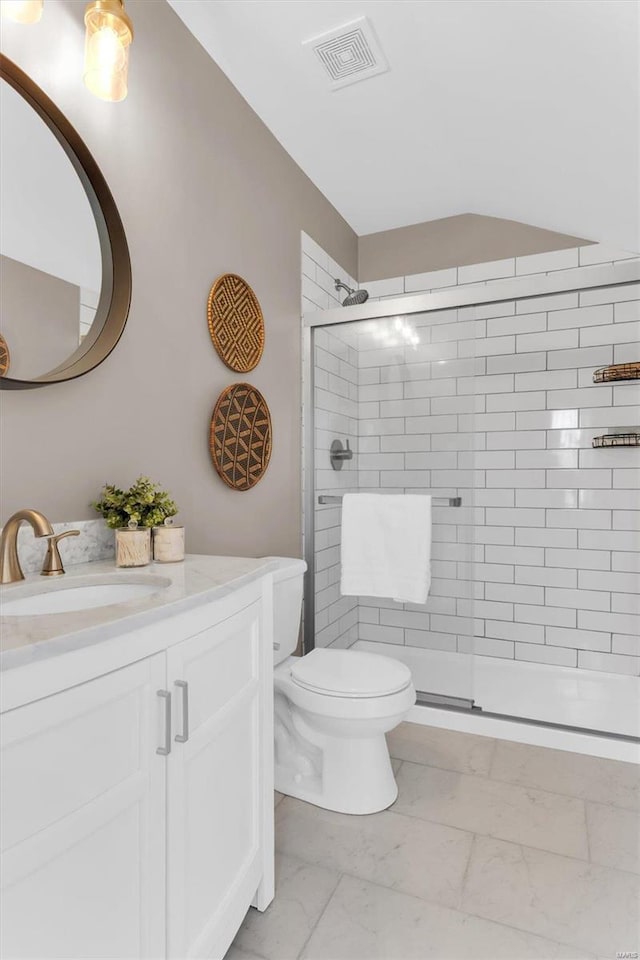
[0,335,10,377]
[210,383,272,490]
[207,273,265,372]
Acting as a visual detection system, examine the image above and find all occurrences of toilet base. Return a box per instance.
[275,716,400,815]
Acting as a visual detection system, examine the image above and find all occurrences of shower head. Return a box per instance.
[334,279,369,307]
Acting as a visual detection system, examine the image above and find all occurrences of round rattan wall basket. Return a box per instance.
[0,335,10,377]
[207,273,264,373]
[210,383,272,490]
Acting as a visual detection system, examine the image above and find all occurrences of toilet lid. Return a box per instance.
[290,649,412,698]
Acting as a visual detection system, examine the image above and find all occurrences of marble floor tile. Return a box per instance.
[275,795,473,909]
[302,874,596,960]
[394,760,589,859]
[229,853,339,960]
[224,947,264,960]
[586,801,640,874]
[387,721,496,775]
[490,740,640,811]
[462,835,640,958]
[274,791,284,807]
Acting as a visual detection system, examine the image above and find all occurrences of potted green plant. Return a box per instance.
[93,476,178,567]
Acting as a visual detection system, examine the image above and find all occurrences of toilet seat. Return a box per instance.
[290,648,412,699]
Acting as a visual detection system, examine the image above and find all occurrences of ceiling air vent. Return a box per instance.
[303,17,389,90]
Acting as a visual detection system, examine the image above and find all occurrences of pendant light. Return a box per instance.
[83,0,133,102]
[0,1,43,24]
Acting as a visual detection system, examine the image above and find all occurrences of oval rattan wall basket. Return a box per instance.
[207,273,265,373]
[210,383,272,490]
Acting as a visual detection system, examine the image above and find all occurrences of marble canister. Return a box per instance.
[153,521,185,563]
[115,525,151,567]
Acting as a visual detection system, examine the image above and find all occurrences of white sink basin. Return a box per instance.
[1,576,170,616]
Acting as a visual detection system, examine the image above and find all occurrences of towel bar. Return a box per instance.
[317,494,462,507]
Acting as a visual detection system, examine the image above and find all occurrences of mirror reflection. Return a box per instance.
[0,79,102,381]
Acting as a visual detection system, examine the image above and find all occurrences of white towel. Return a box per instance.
[340,493,431,604]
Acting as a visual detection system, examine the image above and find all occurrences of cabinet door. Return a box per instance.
[166,600,269,960]
[1,654,166,959]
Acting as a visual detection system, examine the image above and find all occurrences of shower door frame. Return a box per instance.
[301,258,640,657]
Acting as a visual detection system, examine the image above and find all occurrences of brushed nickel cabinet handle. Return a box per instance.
[156,689,172,756]
[174,680,189,743]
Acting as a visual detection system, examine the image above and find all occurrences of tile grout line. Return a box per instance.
[293,870,345,960]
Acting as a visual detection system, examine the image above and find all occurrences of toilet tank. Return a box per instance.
[263,557,307,664]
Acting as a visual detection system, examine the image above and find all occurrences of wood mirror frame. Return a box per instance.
[0,54,132,389]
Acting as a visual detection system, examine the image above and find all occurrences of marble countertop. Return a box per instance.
[0,554,275,671]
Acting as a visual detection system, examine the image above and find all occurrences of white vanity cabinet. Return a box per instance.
[0,578,274,960]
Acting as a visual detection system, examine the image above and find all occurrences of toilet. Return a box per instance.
[267,557,416,815]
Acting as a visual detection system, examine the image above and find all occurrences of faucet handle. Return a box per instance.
[41,530,80,577]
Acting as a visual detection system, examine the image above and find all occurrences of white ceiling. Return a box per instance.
[168,0,640,251]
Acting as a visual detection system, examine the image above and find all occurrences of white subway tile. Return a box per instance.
[547,346,612,370]
[404,267,457,292]
[612,551,640,572]
[485,431,544,450]
[613,383,640,406]
[432,396,486,415]
[546,469,611,489]
[578,609,640,635]
[487,353,547,375]
[458,336,515,358]
[431,470,483,488]
[379,471,431,488]
[547,304,614,330]
[515,604,576,627]
[578,569,639,594]
[487,312,546,338]
[486,470,546,488]
[546,509,612,530]
[613,510,640,530]
[579,530,636,551]
[579,405,640,428]
[546,547,611,569]
[580,321,640,347]
[301,231,330,270]
[579,244,639,266]
[469,561,514,583]
[459,636,514,658]
[515,566,577,588]
[519,410,579,431]
[432,319,480,342]
[486,392,546,412]
[486,582,544,605]
[515,643,577,667]
[359,623,404,644]
[406,415,458,434]
[545,430,595,450]
[580,489,639,510]
[614,300,640,322]
[580,281,640,306]
[357,453,405,470]
[613,342,640,364]
[302,275,330,309]
[403,379,457,400]
[458,451,514,470]
[458,258,515,283]
[431,614,473,636]
[577,650,640,676]
[546,587,610,611]
[360,417,405,436]
[612,592,640,614]
[361,276,405,298]
[380,434,432,453]
[517,329,578,353]
[515,528,577,548]
[516,490,578,508]
[359,382,403,402]
[432,433,486,451]
[612,633,640,656]
[517,450,578,469]
[469,526,515,545]
[405,452,458,470]
[486,620,545,644]
[547,386,612,409]
[460,412,515,431]
[516,248,579,275]
[546,627,611,652]
[485,508,545,527]
[580,447,640,468]
[514,370,577,392]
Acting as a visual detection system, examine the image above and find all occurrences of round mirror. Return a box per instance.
[0,55,131,388]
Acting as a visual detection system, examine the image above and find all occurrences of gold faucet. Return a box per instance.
[0,509,80,584]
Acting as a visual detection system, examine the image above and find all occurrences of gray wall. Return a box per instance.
[1,255,80,381]
[359,213,589,282]
[0,0,356,557]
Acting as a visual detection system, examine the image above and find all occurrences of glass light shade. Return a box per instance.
[1,0,43,23]
[84,0,133,102]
